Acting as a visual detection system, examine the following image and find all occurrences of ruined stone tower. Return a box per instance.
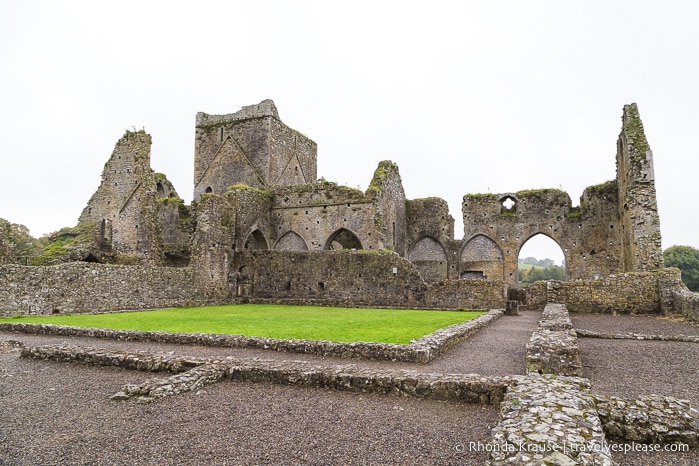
[193,100,317,201]
[78,131,170,263]
[616,103,664,272]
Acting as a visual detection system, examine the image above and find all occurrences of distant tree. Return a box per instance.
[520,256,539,265]
[664,245,699,292]
[0,218,41,262]
[544,265,566,281]
[537,258,555,267]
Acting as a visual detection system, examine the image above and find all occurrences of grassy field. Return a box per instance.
[0,304,483,344]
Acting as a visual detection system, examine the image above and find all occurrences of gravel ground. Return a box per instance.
[1,310,698,465]
[572,313,699,466]
[0,312,540,466]
[0,347,499,465]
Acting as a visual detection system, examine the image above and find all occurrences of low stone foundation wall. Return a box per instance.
[17,342,699,456]
[0,309,503,364]
[21,343,513,404]
[490,374,615,466]
[525,304,583,377]
[592,394,699,448]
[576,329,699,343]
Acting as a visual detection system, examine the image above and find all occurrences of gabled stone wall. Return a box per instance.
[78,131,165,263]
[193,100,317,200]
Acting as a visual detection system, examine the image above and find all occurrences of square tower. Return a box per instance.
[193,100,317,200]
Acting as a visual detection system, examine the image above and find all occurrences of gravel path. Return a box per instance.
[1,310,698,465]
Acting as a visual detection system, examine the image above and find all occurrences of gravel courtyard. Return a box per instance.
[1,310,698,465]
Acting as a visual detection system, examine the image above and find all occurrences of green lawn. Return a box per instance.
[0,304,483,344]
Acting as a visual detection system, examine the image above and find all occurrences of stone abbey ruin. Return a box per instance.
[0,100,697,319]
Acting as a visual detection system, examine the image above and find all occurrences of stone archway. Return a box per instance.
[324,228,363,251]
[274,231,308,251]
[517,233,567,286]
[460,234,504,280]
[407,236,447,281]
[244,229,269,250]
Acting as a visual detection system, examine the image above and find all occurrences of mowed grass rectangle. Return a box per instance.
[0,304,483,344]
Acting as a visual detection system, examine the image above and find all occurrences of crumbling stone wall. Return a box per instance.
[78,131,167,264]
[616,103,664,272]
[193,100,317,200]
[232,250,505,310]
[524,271,667,314]
[0,263,220,316]
[658,267,699,321]
[269,182,377,251]
[459,104,663,286]
[366,161,407,255]
[462,187,623,286]
[405,197,454,281]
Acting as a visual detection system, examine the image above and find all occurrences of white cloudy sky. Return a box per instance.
[1,1,697,263]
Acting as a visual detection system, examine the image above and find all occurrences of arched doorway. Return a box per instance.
[244,229,269,250]
[324,228,363,250]
[517,233,567,286]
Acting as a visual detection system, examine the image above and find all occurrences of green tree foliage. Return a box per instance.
[664,245,699,292]
[0,218,42,263]
[518,262,566,286]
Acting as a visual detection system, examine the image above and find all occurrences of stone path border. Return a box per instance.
[0,309,503,364]
[576,329,699,343]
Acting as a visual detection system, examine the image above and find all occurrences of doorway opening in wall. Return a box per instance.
[517,234,567,286]
[324,228,363,251]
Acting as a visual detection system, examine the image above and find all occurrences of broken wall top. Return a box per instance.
[196,99,279,128]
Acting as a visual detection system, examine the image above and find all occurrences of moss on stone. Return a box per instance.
[515,188,566,197]
[228,183,274,198]
[31,223,99,266]
[464,193,496,201]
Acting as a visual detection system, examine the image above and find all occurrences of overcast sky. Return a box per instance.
[1,1,697,264]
